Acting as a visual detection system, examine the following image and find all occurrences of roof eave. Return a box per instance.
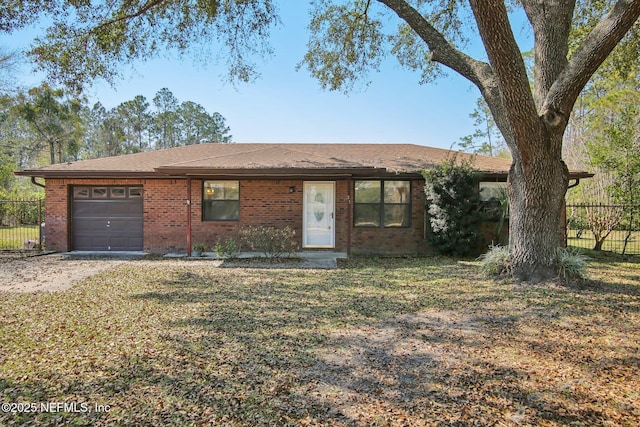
[14,170,162,179]
[154,166,397,178]
[15,168,591,182]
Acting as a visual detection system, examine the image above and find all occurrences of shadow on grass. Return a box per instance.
[2,257,638,425]
[575,251,640,297]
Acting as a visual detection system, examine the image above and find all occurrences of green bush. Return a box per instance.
[556,247,589,282]
[0,198,44,226]
[214,236,241,259]
[477,244,511,277]
[423,157,483,256]
[239,226,299,260]
[478,245,589,281]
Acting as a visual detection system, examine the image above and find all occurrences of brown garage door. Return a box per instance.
[72,186,143,251]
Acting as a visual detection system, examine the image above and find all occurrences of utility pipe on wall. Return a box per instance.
[187,178,192,257]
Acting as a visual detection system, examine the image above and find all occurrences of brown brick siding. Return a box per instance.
[144,179,188,253]
[44,177,430,255]
[191,179,306,251]
[42,179,71,252]
[191,179,353,252]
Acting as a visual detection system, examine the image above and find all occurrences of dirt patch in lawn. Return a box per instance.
[0,252,341,293]
[0,254,131,292]
[0,253,230,293]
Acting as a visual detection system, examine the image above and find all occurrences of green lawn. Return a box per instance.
[567,229,640,255]
[1,256,638,426]
[0,225,40,250]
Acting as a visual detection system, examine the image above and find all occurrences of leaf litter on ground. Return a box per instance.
[0,254,638,426]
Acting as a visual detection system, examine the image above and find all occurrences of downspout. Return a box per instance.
[567,179,581,190]
[31,177,46,188]
[346,177,352,257]
[187,178,192,257]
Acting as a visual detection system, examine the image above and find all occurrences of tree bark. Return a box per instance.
[593,239,604,251]
[508,144,569,281]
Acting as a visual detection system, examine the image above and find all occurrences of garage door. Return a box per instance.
[72,186,143,251]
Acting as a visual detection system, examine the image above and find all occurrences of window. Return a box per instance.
[203,181,240,221]
[479,182,509,221]
[92,187,107,198]
[479,182,508,202]
[129,187,143,198]
[73,187,90,198]
[110,187,126,198]
[72,186,142,199]
[354,180,411,228]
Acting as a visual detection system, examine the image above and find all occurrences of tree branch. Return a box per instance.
[521,0,576,108]
[91,0,168,34]
[376,0,490,88]
[469,0,540,160]
[542,0,640,127]
[377,0,515,148]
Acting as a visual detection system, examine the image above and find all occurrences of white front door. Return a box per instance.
[303,182,335,248]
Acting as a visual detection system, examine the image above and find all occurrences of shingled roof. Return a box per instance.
[16,143,591,179]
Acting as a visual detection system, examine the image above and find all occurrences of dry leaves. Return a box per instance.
[0,254,638,425]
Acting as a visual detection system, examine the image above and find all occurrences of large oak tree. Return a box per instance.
[1,0,638,281]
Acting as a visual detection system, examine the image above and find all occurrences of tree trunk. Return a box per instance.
[49,140,56,165]
[508,137,569,282]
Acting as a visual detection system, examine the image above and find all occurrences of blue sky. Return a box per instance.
[8,3,533,150]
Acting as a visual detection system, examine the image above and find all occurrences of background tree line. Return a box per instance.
[0,80,232,198]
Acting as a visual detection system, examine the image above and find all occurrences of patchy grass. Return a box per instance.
[0,225,39,250]
[567,230,640,255]
[0,256,638,426]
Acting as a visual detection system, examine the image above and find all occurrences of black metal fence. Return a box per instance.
[566,203,640,255]
[0,199,44,250]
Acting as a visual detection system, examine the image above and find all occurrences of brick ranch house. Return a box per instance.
[16,143,590,256]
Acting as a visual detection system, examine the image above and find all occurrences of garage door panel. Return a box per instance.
[72,186,143,251]
[74,200,142,217]
[109,236,143,251]
[74,235,110,251]
[103,200,143,216]
[73,201,111,217]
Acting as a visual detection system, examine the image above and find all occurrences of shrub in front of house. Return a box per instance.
[423,157,483,256]
[192,242,207,256]
[239,225,299,260]
[214,236,241,259]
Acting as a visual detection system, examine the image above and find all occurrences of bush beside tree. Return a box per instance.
[423,158,483,257]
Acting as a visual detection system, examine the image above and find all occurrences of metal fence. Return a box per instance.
[566,203,640,255]
[0,199,44,250]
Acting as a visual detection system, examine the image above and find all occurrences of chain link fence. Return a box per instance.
[566,203,640,255]
[0,199,44,250]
